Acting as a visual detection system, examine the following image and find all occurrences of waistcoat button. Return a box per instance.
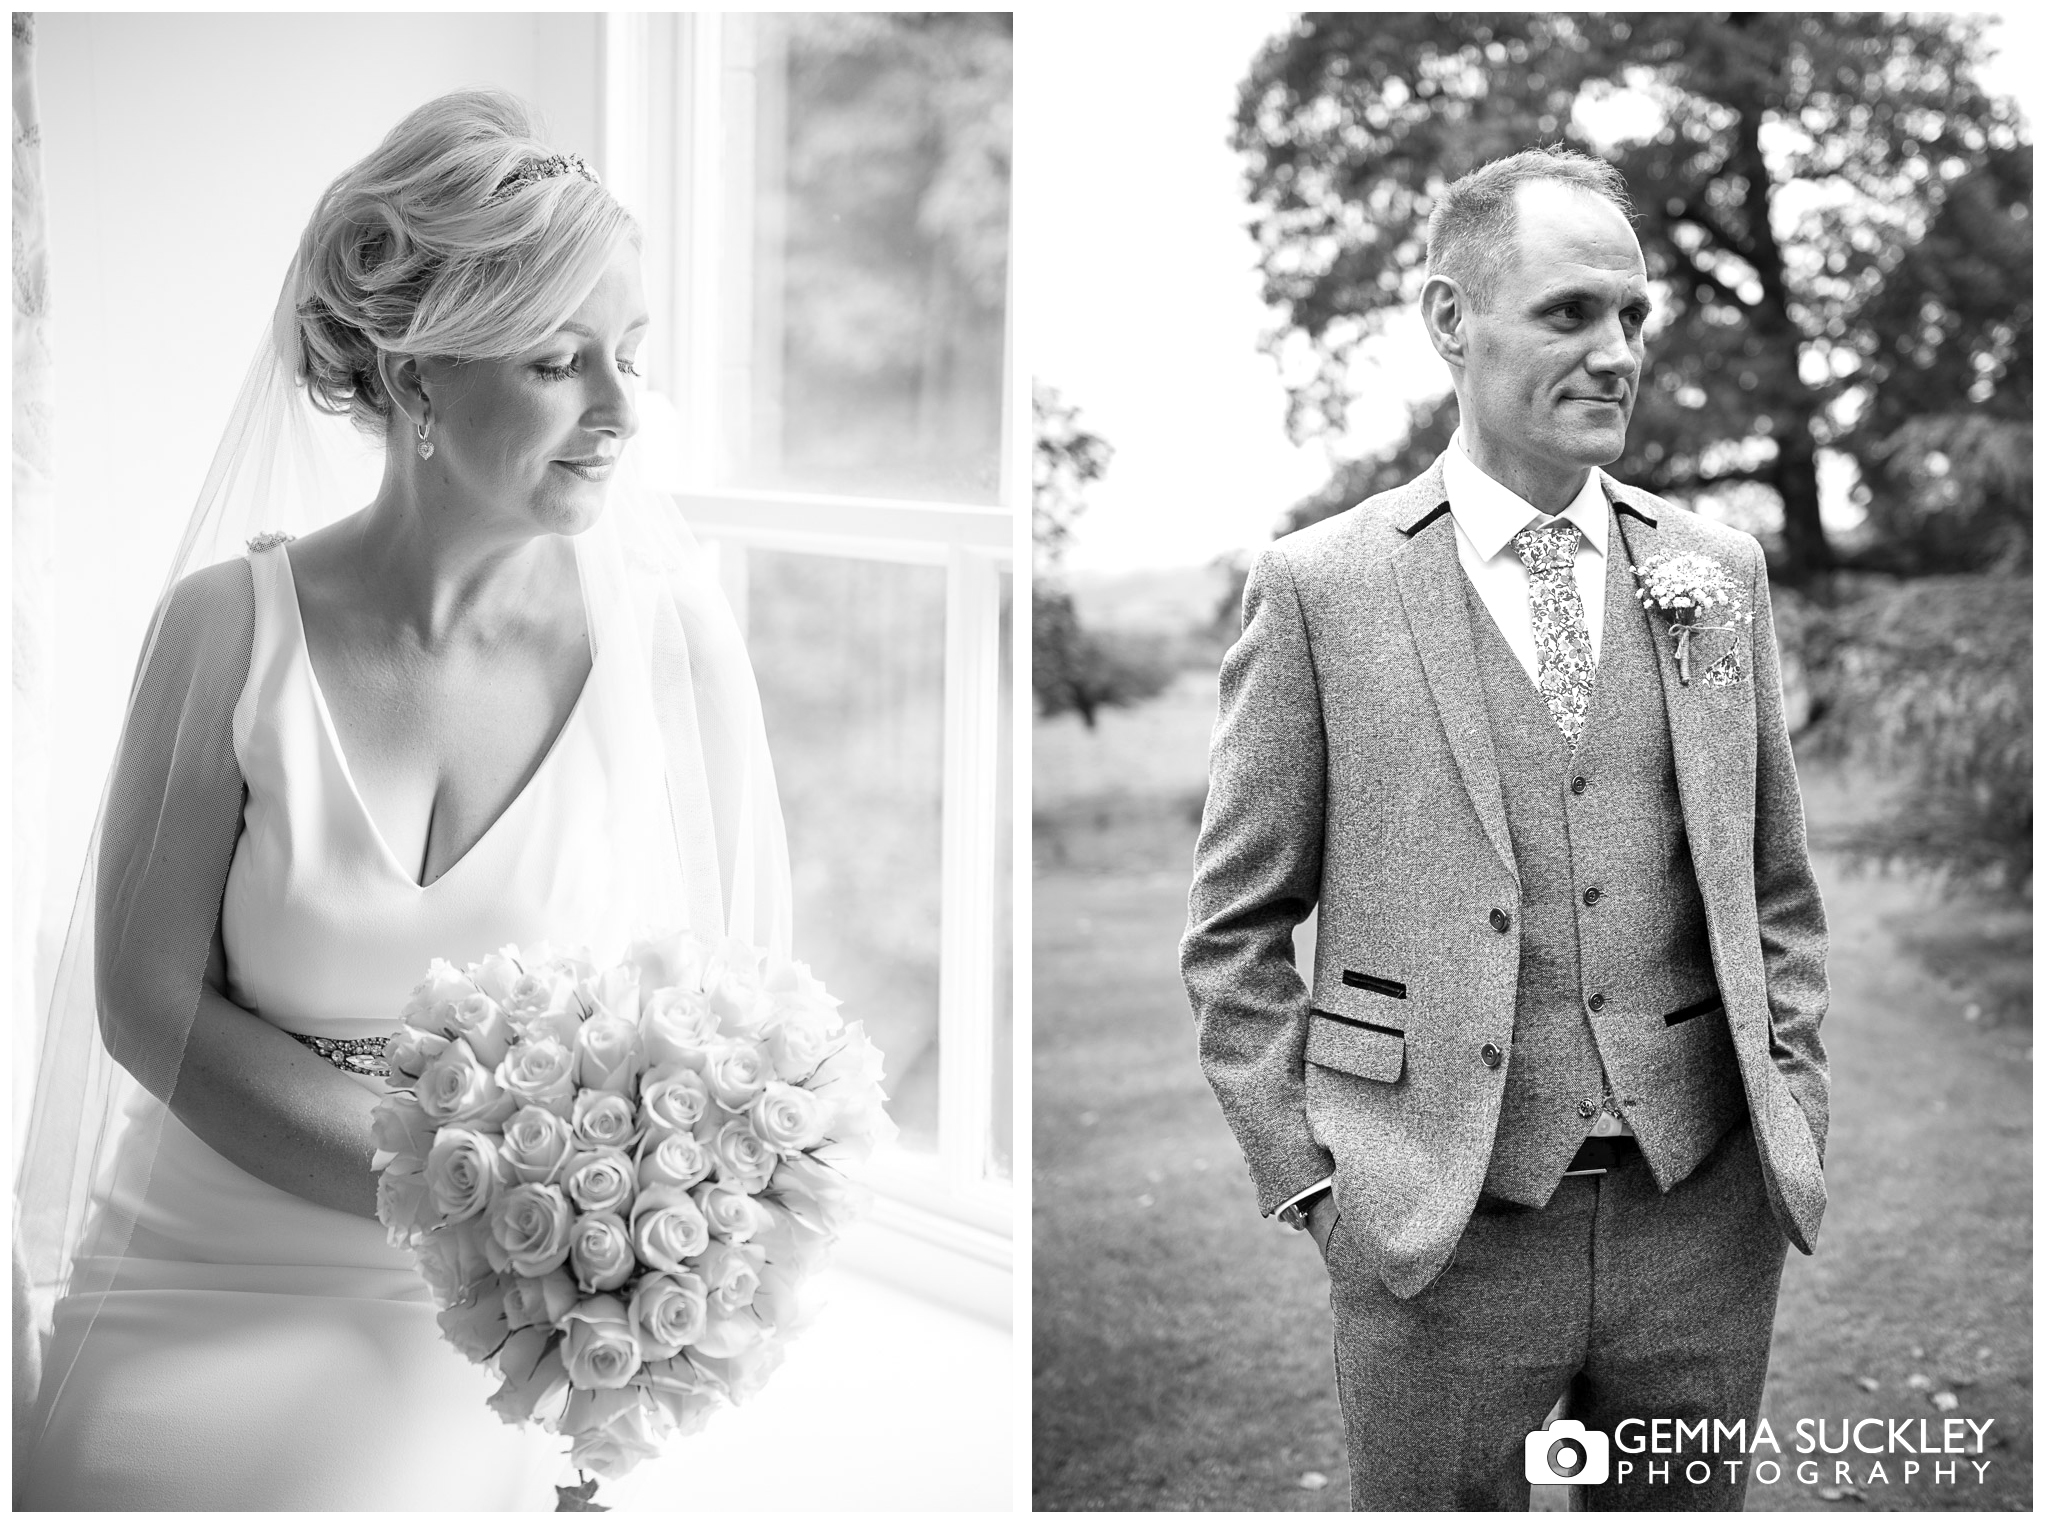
[1489,908,1511,933]
[1571,776,1588,795]
[1583,886,1602,906]
[1577,1098,1597,1119]
[1480,1042,1502,1069]
[1588,992,1606,1012]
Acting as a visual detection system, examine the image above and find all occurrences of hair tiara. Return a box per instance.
[489,151,599,203]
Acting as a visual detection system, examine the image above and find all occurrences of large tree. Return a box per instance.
[1237,13,2030,583]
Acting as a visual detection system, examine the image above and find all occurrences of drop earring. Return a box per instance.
[416,418,435,461]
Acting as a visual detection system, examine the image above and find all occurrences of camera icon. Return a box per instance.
[1524,1419,1609,1486]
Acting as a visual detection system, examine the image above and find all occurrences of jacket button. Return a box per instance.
[1480,1042,1502,1069]
[1588,992,1606,1012]
[1571,776,1588,795]
[1489,908,1511,933]
[1577,1098,1597,1119]
[1582,887,1602,906]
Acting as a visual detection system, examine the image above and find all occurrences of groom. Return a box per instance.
[1182,147,1829,1511]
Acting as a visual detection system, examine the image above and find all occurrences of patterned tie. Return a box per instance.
[1513,521,1596,746]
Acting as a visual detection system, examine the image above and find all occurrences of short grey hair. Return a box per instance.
[1425,146,1633,310]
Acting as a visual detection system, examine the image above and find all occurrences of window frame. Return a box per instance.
[600,13,1017,1302]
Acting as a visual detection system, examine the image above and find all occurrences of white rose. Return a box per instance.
[760,1008,836,1083]
[639,1063,711,1137]
[469,948,526,1003]
[700,1039,770,1111]
[692,1338,789,1405]
[488,1324,570,1427]
[705,1118,777,1194]
[377,1156,440,1244]
[636,1130,714,1193]
[627,928,711,996]
[576,1009,643,1092]
[694,1240,764,1314]
[562,1147,637,1217]
[629,1270,709,1359]
[748,1082,828,1154]
[571,1090,642,1152]
[568,1212,636,1293]
[496,1037,578,1116]
[768,1153,870,1237]
[411,1216,496,1301]
[762,955,840,1019]
[639,986,720,1068]
[485,1182,575,1278]
[416,1040,514,1128]
[692,1179,766,1243]
[642,1359,723,1437]
[630,1186,711,1272]
[499,1104,578,1184]
[751,1256,812,1335]
[567,1395,669,1480]
[442,993,514,1067]
[369,1091,437,1164]
[692,1301,768,1360]
[385,1027,451,1087]
[581,963,642,1028]
[702,939,769,1032]
[436,1271,513,1360]
[400,958,479,1026]
[504,1266,580,1331]
[561,1296,642,1390]
[422,1126,503,1223]
[807,1022,898,1165]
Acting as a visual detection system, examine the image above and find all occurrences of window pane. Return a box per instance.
[743,550,946,1154]
[728,13,1010,504]
[991,572,1013,1178]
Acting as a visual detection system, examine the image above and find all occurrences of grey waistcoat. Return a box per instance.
[1467,518,1748,1206]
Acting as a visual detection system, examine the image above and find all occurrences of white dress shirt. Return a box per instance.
[1442,430,1611,680]
[1276,442,1631,1223]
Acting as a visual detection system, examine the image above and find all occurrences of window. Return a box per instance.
[600,13,1015,1312]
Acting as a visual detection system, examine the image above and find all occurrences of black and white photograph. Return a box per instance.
[1032,10,2031,1512]
[13,11,1014,1509]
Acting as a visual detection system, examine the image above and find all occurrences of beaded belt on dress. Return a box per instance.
[290,1032,393,1078]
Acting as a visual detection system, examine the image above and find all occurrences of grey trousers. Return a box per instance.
[1325,1117,1789,1511]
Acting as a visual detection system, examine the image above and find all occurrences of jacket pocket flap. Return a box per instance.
[1307,1010,1405,1083]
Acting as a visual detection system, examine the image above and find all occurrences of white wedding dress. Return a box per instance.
[22,536,689,1510]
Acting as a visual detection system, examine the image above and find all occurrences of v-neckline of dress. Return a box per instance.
[273,537,600,893]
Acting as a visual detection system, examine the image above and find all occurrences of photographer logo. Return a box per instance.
[1525,1420,1609,1486]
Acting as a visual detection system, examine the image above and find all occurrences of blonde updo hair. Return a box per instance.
[291,89,636,434]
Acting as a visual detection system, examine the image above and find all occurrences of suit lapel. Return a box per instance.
[1388,469,1517,882]
[1608,491,1747,876]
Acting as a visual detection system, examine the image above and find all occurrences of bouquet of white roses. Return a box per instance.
[370,931,893,1483]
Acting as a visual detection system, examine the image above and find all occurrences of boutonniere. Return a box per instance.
[1634,552,1752,687]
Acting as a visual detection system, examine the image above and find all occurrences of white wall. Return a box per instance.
[31,11,602,1023]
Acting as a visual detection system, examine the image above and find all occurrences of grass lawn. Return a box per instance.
[1032,687,2031,1511]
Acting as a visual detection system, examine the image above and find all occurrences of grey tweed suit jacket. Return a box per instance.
[1183,458,1830,1300]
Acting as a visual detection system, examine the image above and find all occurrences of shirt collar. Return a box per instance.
[1443,431,1610,561]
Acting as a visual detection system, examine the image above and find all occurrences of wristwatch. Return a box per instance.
[1278,1185,1332,1232]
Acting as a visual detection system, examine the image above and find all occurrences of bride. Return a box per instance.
[16,90,788,1509]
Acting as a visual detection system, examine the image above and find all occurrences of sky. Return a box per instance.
[1022,11,2038,577]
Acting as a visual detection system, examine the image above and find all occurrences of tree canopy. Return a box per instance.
[1237,12,2031,583]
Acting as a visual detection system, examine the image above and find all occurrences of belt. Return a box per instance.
[1562,1134,1640,1177]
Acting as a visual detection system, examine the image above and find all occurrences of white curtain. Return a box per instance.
[13,5,55,1444]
